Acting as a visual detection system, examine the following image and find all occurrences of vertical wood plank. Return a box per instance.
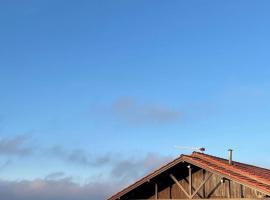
[169,185,172,199]
[203,169,206,198]
[155,183,158,200]
[227,180,231,198]
[189,166,192,198]
[240,184,244,198]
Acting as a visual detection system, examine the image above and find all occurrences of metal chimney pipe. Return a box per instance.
[228,149,233,165]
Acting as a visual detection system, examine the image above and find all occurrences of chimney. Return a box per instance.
[228,149,233,165]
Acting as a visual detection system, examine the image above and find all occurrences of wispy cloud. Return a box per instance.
[0,135,33,157]
[0,135,171,174]
[109,97,183,125]
[48,145,111,167]
[47,145,171,181]
[110,153,172,182]
[45,172,66,181]
[0,160,12,171]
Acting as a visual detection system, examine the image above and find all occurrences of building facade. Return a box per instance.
[108,152,270,200]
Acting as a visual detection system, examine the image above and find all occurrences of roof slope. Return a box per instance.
[108,152,270,200]
[185,152,270,196]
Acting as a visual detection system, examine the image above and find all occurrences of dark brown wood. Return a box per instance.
[202,169,206,198]
[155,183,158,200]
[189,166,192,197]
[191,173,212,199]
[182,156,270,197]
[227,180,232,198]
[170,174,190,198]
[183,177,203,198]
[240,184,244,198]
[115,165,268,200]
[206,180,222,198]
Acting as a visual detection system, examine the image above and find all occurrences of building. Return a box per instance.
[108,151,270,200]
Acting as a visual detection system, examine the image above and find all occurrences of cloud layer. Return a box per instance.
[0,135,172,200]
[0,178,121,200]
[0,153,171,200]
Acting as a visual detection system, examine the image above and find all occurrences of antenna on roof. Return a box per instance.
[174,146,206,153]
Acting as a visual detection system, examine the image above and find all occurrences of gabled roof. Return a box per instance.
[108,152,270,200]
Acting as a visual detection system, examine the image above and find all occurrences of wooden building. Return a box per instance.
[108,151,270,200]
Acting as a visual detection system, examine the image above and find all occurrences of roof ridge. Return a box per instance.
[191,152,270,186]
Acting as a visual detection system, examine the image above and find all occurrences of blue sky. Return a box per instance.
[1,0,270,199]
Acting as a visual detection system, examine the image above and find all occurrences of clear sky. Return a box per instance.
[1,1,270,200]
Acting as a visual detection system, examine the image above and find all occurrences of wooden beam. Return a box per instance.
[190,173,213,199]
[227,180,231,198]
[170,174,191,199]
[188,166,192,196]
[240,184,244,198]
[206,181,222,198]
[183,178,203,198]
[202,169,206,198]
[155,183,158,200]
[169,185,172,199]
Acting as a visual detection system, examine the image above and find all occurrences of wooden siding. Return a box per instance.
[120,165,266,199]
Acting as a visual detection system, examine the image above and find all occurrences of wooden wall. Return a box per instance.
[121,165,265,199]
